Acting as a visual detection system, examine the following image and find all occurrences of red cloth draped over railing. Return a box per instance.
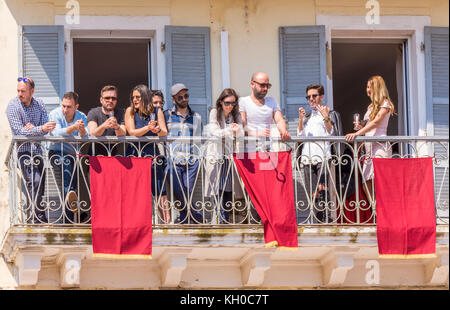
[233,151,298,250]
[90,156,153,259]
[339,184,374,224]
[373,157,436,258]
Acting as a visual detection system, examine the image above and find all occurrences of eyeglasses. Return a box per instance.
[18,77,30,83]
[252,81,272,89]
[176,93,189,102]
[305,94,319,100]
[223,101,237,106]
[132,95,141,100]
[103,96,117,101]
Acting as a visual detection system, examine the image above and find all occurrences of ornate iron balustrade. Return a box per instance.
[4,136,448,227]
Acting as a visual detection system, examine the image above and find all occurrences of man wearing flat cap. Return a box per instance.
[164,83,203,224]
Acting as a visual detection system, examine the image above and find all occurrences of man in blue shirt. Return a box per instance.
[164,83,203,224]
[6,77,56,224]
[48,91,88,221]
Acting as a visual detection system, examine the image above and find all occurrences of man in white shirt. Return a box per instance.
[298,84,340,223]
[239,72,290,152]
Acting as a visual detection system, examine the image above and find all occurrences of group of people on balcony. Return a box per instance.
[6,73,395,225]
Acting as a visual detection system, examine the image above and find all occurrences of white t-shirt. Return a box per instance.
[298,109,333,165]
[238,96,280,132]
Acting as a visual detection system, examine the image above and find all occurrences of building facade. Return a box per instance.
[0,0,448,289]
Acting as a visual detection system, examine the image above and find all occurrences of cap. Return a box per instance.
[170,83,188,96]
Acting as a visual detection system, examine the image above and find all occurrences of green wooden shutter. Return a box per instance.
[20,26,66,113]
[279,25,327,135]
[424,26,449,220]
[165,26,212,124]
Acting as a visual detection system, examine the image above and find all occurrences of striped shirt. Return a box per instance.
[6,97,49,154]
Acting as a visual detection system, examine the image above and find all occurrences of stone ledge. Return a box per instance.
[0,225,448,289]
[1,225,448,263]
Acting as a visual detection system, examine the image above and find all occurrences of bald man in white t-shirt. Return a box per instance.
[239,72,290,151]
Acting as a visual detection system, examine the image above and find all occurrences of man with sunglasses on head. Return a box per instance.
[163,83,203,224]
[87,85,126,156]
[297,83,342,224]
[6,77,57,223]
[239,72,290,152]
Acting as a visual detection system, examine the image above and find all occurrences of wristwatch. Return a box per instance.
[323,117,330,123]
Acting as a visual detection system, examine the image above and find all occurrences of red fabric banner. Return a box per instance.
[339,185,374,224]
[233,151,298,250]
[90,156,153,258]
[373,157,436,258]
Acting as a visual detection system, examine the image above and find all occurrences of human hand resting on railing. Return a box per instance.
[279,129,291,141]
[345,132,360,142]
[103,116,119,130]
[150,125,161,134]
[40,121,56,133]
[147,120,159,133]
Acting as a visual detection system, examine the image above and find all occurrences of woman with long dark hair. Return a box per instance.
[204,88,244,224]
[124,85,170,223]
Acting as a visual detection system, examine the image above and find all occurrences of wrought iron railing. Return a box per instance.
[4,136,448,227]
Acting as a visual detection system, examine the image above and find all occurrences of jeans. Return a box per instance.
[18,152,46,223]
[49,150,79,222]
[167,160,203,224]
[49,151,77,195]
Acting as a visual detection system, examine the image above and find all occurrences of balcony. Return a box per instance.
[1,136,448,289]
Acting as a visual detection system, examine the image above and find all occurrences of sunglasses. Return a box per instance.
[223,101,237,107]
[176,93,189,102]
[252,80,272,89]
[132,95,141,100]
[18,77,30,83]
[305,94,319,100]
[103,96,117,101]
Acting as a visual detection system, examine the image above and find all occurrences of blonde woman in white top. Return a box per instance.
[345,75,396,200]
[204,88,244,223]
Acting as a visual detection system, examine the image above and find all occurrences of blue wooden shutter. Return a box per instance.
[165,26,212,123]
[425,27,449,138]
[279,26,327,135]
[424,26,449,219]
[20,26,66,113]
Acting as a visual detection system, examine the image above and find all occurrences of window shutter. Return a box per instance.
[165,26,212,124]
[425,26,449,138]
[424,26,449,221]
[21,26,66,113]
[279,26,327,135]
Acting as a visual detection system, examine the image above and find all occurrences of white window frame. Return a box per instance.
[317,15,431,136]
[55,15,170,95]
